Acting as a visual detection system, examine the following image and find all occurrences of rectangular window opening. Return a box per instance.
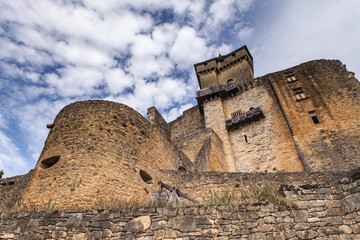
[309,111,320,124]
[293,87,307,100]
[285,72,297,82]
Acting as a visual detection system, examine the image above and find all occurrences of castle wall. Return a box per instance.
[1,169,359,239]
[0,171,33,210]
[158,170,344,202]
[169,106,207,164]
[193,128,227,171]
[147,107,171,140]
[269,60,360,172]
[222,80,304,172]
[20,100,187,210]
[202,98,236,171]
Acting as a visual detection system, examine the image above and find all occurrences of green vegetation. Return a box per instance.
[0,170,4,178]
[207,184,293,208]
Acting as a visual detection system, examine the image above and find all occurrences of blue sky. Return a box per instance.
[1,0,359,177]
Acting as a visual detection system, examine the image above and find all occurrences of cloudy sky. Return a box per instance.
[1,0,359,177]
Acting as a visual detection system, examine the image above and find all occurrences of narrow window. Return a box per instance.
[293,87,307,100]
[309,111,320,124]
[249,81,253,88]
[178,166,186,171]
[40,156,60,169]
[244,135,248,143]
[227,79,234,84]
[139,170,153,184]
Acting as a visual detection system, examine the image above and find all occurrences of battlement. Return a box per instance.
[194,45,254,89]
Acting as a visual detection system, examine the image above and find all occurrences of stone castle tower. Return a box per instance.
[17,46,360,209]
[193,46,359,173]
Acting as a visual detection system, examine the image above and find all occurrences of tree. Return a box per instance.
[0,170,3,178]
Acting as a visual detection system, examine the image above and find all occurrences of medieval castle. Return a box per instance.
[1,46,359,210]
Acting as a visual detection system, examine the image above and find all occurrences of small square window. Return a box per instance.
[293,87,307,100]
[285,72,297,82]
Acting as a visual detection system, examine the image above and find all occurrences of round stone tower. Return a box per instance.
[21,100,180,209]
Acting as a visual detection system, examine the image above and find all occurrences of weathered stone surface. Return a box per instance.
[102,229,112,238]
[296,230,318,239]
[151,220,167,230]
[249,233,266,240]
[25,233,43,240]
[342,193,360,212]
[66,233,86,240]
[293,210,308,222]
[11,219,39,233]
[200,229,219,237]
[89,231,101,240]
[351,223,360,233]
[52,230,67,239]
[124,216,151,233]
[294,222,310,230]
[273,232,286,240]
[339,225,353,234]
[165,229,178,238]
[168,215,196,232]
[66,213,83,227]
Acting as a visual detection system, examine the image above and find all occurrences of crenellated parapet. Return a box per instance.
[225,107,265,131]
[194,45,254,89]
[196,81,238,104]
[196,54,253,77]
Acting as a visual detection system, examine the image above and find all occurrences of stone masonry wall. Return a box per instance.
[269,60,360,172]
[223,80,304,173]
[1,169,359,239]
[20,100,187,210]
[0,171,33,210]
[158,170,348,202]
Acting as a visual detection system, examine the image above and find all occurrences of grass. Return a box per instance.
[206,184,295,209]
[1,184,294,213]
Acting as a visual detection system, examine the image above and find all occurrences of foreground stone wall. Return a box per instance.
[158,170,347,202]
[0,169,359,239]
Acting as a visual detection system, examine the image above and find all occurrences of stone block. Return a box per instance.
[293,210,308,222]
[339,225,353,234]
[273,232,286,240]
[249,233,266,240]
[124,216,151,233]
[168,215,196,232]
[66,233,86,240]
[296,230,318,239]
[328,207,345,216]
[151,220,167,230]
[351,223,360,233]
[294,222,310,230]
[200,229,219,237]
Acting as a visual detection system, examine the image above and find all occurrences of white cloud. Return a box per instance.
[163,103,194,122]
[0,130,28,177]
[45,66,104,97]
[252,0,360,77]
[104,68,134,95]
[0,113,6,129]
[238,26,254,39]
[169,26,209,69]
